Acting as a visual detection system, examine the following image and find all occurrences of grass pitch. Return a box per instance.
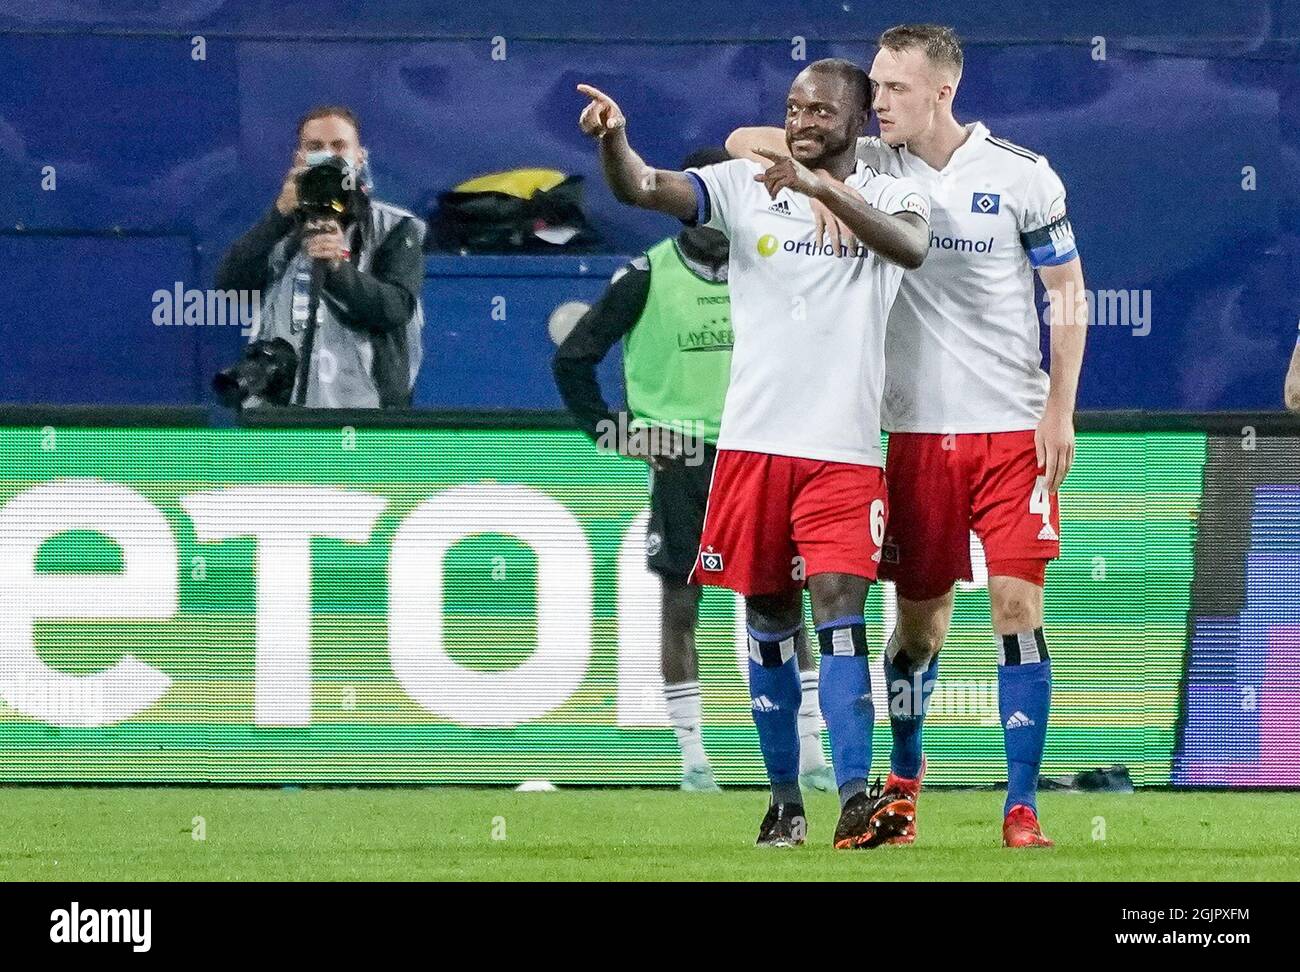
[1,788,1296,881]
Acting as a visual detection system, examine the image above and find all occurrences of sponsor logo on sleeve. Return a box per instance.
[898,193,929,218]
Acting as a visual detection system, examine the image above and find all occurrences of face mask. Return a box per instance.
[304,149,348,168]
[303,151,372,191]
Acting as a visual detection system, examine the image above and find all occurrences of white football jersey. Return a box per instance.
[686,158,929,466]
[856,123,1078,433]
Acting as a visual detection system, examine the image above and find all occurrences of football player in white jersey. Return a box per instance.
[728,24,1087,848]
[578,60,935,849]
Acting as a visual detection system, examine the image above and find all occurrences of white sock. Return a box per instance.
[664,681,708,770]
[798,669,827,772]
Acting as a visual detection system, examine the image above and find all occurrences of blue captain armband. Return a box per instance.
[1021,212,1077,267]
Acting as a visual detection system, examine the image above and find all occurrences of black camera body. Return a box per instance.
[213,337,299,407]
[296,156,363,223]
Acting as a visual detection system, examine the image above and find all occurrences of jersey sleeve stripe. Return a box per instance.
[684,170,711,227]
[986,135,1039,162]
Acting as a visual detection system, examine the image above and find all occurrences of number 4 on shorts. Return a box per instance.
[1029,477,1051,525]
[1030,476,1058,542]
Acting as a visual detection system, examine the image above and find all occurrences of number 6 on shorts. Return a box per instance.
[870,498,886,547]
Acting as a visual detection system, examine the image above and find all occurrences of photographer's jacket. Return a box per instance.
[216,200,426,407]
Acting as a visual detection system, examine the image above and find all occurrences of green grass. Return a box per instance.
[2,788,1297,881]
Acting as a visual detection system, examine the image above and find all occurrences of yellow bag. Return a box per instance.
[453,168,568,199]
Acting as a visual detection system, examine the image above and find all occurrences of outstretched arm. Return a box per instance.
[753,148,928,269]
[578,84,698,221]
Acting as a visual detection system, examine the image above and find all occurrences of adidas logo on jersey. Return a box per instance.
[1037,523,1059,542]
[1005,710,1034,730]
[752,695,779,712]
[767,198,793,216]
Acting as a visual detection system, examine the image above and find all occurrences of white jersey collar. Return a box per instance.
[901,121,988,174]
[842,157,875,186]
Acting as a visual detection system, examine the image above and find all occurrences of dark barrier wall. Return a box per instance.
[1175,435,1300,786]
[1,2,1297,409]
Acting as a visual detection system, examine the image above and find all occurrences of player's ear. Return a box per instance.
[937,78,956,109]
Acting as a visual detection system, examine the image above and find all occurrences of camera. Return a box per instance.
[212,337,299,407]
[296,155,363,222]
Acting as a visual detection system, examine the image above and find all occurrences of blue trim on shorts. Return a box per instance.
[746,623,802,642]
[814,614,865,632]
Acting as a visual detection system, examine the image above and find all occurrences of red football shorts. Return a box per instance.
[879,430,1061,601]
[690,450,887,596]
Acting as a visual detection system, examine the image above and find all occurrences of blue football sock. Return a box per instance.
[998,628,1052,815]
[884,640,938,779]
[815,616,872,805]
[746,623,804,805]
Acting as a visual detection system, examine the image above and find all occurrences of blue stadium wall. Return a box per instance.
[1,1,1297,410]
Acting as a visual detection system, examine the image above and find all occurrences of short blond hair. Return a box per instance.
[878,24,963,80]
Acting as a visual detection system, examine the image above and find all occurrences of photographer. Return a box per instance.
[215,105,425,408]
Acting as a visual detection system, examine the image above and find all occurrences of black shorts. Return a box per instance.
[646,443,718,583]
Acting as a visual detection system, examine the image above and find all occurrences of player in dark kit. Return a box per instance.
[577,61,931,848]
